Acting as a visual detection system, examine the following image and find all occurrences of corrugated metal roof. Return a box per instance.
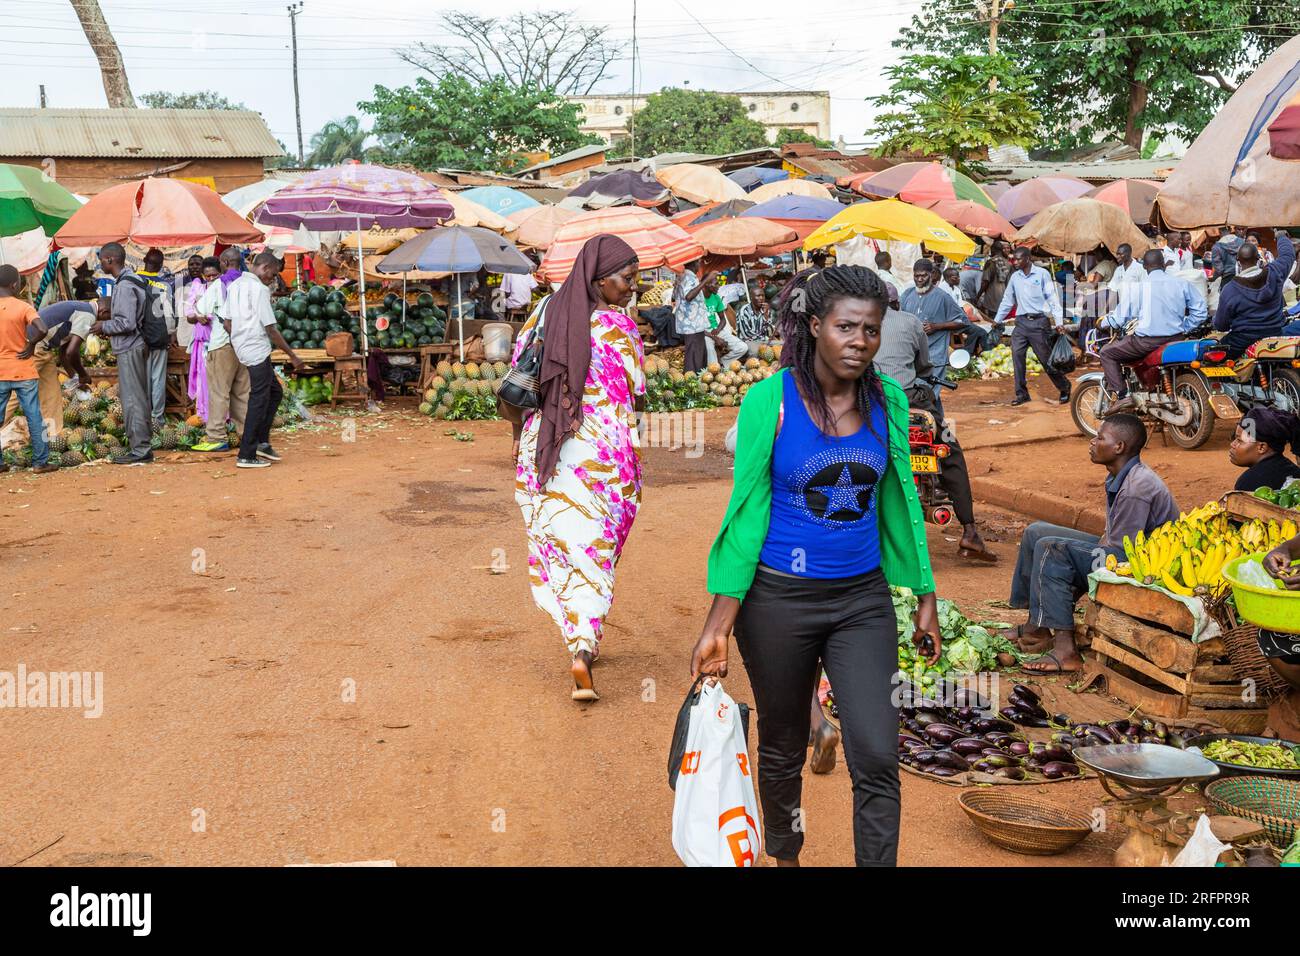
[517,143,609,174]
[982,158,1178,183]
[0,108,284,159]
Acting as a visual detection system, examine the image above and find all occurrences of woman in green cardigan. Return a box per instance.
[690,265,941,867]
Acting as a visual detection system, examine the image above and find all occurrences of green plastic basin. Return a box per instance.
[1222,554,1300,633]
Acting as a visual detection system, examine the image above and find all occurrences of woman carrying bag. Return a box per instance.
[500,234,645,702]
[690,264,942,867]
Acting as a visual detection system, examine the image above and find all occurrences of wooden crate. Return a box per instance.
[1084,586,1269,733]
[1222,490,1299,525]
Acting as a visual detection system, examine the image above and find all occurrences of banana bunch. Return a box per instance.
[1112,501,1299,600]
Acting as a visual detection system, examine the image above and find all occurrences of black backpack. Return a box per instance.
[119,274,173,350]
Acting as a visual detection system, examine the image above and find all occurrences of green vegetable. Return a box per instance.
[1201,738,1300,770]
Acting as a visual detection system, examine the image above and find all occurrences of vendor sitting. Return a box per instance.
[1260,530,1300,690]
[1003,415,1180,673]
[1231,406,1300,491]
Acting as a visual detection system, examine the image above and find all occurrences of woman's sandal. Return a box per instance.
[958,545,1000,563]
[809,718,840,775]
[571,653,599,701]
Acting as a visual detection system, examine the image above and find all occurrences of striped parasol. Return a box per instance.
[537,207,703,283]
[849,162,995,210]
[691,217,797,257]
[917,199,1016,239]
[506,204,579,251]
[256,162,453,230]
[997,176,1093,228]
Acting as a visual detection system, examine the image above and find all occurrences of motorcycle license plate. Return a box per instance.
[1200,366,1236,377]
[910,454,939,474]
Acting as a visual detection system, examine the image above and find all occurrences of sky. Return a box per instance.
[0,0,932,157]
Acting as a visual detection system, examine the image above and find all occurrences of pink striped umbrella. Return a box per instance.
[538,207,703,284]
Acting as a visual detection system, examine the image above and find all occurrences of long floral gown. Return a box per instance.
[513,308,646,657]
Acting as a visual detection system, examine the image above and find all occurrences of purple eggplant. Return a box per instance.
[980,753,1023,768]
[1011,684,1041,706]
[913,711,948,728]
[980,746,1008,757]
[928,767,961,777]
[972,717,1017,734]
[912,750,940,765]
[1031,744,1075,763]
[995,766,1026,781]
[922,724,966,746]
[931,751,971,772]
[1039,761,1081,779]
[951,737,989,756]
[1007,741,1031,756]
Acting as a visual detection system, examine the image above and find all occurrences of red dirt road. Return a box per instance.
[0,376,1256,867]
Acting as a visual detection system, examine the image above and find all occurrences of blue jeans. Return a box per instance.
[1008,522,1102,632]
[0,379,49,465]
[1282,317,1300,337]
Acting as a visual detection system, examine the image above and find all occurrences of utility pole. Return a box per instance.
[39,85,46,108]
[975,0,1014,91]
[629,0,638,159]
[288,2,305,165]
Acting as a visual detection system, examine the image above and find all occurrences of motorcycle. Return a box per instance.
[1070,320,1244,449]
[909,349,969,526]
[1230,335,1300,415]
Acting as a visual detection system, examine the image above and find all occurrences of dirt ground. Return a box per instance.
[0,369,1267,867]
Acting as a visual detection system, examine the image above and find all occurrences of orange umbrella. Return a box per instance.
[538,207,703,283]
[53,177,264,248]
[505,204,579,250]
[917,199,1015,239]
[691,217,798,257]
[1084,179,1162,226]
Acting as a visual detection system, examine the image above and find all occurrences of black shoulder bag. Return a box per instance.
[497,295,548,411]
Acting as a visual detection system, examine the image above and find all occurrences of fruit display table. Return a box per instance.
[1223,489,1300,524]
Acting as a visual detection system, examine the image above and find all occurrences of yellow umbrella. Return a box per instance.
[748,178,833,202]
[803,199,976,258]
[655,163,747,205]
[445,192,518,236]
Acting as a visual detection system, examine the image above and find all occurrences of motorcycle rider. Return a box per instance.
[1100,249,1208,416]
[1213,229,1296,358]
[875,303,997,562]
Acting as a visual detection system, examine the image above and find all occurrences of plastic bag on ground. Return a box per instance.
[1170,814,1232,866]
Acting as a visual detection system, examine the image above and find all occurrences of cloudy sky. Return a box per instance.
[2,0,928,155]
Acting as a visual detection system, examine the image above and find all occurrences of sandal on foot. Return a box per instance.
[809,719,839,775]
[1021,650,1083,675]
[571,654,598,701]
[958,544,999,563]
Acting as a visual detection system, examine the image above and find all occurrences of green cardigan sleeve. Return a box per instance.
[706,368,935,600]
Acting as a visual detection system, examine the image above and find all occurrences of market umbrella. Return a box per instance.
[255,162,454,358]
[1159,34,1300,228]
[748,178,833,203]
[459,185,540,217]
[655,163,747,205]
[691,217,798,257]
[981,180,1013,202]
[54,177,263,249]
[1010,197,1154,257]
[727,166,789,192]
[222,179,318,257]
[917,199,1016,239]
[849,162,995,210]
[803,199,976,259]
[538,206,704,284]
[997,176,1093,228]
[377,225,534,361]
[444,192,519,236]
[741,195,845,243]
[0,164,81,243]
[671,198,755,231]
[562,169,670,210]
[1084,179,1163,226]
[505,204,578,251]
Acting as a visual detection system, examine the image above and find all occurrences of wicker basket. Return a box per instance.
[1221,622,1293,700]
[1205,776,1300,848]
[958,789,1094,855]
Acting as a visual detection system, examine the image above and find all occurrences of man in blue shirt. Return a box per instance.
[1213,230,1296,358]
[900,259,969,399]
[1100,250,1208,414]
[994,247,1074,406]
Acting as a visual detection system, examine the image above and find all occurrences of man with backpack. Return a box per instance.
[137,247,177,431]
[89,243,155,464]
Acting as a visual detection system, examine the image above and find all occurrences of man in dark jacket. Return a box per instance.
[1213,230,1296,357]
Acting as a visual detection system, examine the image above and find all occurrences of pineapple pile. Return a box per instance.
[419,360,506,421]
[1110,501,1298,599]
[643,344,783,412]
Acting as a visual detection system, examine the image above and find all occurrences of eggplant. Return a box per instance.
[971,760,995,774]
[1051,713,1072,726]
[922,724,966,746]
[952,706,977,722]
[981,753,1022,768]
[913,711,948,728]
[1039,761,1080,779]
[995,766,1027,781]
[1015,713,1051,728]
[1032,744,1075,763]
[912,750,940,765]
[980,746,1008,757]
[931,750,971,771]
[953,688,990,710]
[951,738,989,756]
[1007,741,1031,756]
[972,717,1017,734]
[1076,724,1118,744]
[928,767,961,777]
[983,732,1014,747]
[1011,684,1041,706]
[1051,733,1081,748]
[999,706,1023,723]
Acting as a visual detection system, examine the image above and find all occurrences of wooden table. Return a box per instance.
[87,349,192,417]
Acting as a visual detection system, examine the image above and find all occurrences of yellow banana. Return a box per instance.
[1161,567,1193,596]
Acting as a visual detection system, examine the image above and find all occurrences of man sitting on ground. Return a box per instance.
[1100,249,1207,415]
[1004,415,1179,672]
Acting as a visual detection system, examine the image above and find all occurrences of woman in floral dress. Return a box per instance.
[509,235,644,701]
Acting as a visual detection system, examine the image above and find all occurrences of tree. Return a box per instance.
[866,53,1040,167]
[360,76,598,173]
[621,89,769,157]
[306,117,377,167]
[69,0,134,107]
[398,10,621,95]
[774,128,834,149]
[139,90,246,110]
[893,0,1295,151]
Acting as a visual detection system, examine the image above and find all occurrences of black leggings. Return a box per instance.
[734,566,900,866]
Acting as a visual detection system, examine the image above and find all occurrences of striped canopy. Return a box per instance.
[256,162,454,230]
[850,162,995,210]
[538,207,703,283]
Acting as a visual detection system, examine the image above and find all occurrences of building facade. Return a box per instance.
[567,91,831,146]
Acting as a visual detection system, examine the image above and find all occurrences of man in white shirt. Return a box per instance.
[1172,233,1195,272]
[1108,243,1146,291]
[994,247,1075,406]
[1154,234,1179,270]
[220,252,304,468]
[500,270,538,319]
[191,248,251,453]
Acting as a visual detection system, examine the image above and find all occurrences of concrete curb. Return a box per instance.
[970,476,1106,535]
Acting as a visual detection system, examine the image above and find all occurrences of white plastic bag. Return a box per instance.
[1170,814,1232,866]
[670,679,761,867]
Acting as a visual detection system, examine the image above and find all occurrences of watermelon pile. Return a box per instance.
[274,283,350,350]
[364,291,447,350]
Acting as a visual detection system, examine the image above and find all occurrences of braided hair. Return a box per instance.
[774,264,889,435]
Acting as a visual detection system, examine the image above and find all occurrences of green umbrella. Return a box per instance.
[0,163,81,239]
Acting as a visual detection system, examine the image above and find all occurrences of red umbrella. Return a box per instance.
[997,176,1093,228]
[54,178,265,248]
[917,199,1016,239]
[1084,179,1163,226]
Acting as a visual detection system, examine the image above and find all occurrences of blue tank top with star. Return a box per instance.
[758,371,889,579]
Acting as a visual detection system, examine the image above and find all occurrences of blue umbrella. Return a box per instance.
[377,225,533,361]
[459,185,541,217]
[741,195,845,221]
[727,166,789,192]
